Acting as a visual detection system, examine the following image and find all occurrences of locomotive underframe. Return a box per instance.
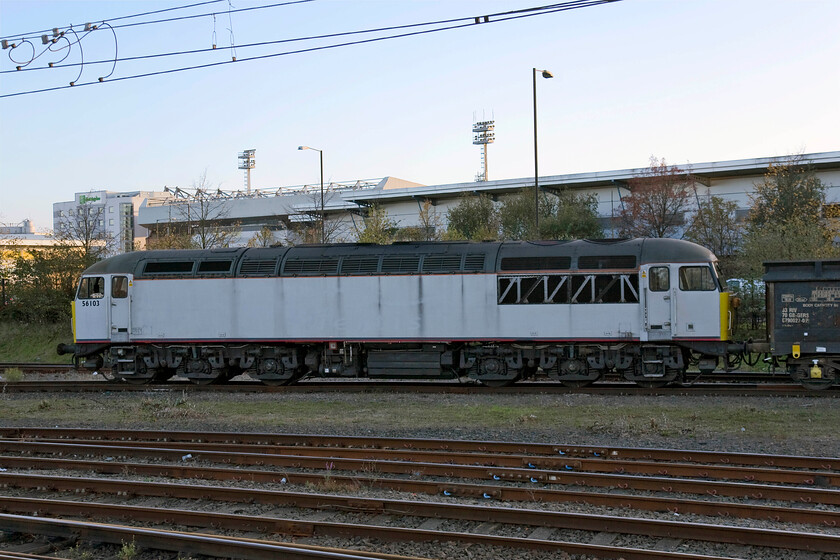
[93,340,704,387]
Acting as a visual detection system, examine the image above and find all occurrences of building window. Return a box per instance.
[109,219,114,226]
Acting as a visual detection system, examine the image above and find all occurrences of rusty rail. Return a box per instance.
[0,439,836,488]
[2,495,838,555]
[1,427,836,471]
[2,470,838,528]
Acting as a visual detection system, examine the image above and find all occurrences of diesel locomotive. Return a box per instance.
[58,238,756,387]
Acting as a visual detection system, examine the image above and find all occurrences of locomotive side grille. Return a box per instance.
[284,258,340,275]
[381,256,421,274]
[500,256,571,271]
[340,256,380,275]
[422,255,462,273]
[577,255,636,270]
[239,259,278,277]
[464,254,486,272]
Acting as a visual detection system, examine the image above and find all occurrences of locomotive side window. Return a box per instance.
[112,276,128,299]
[679,266,716,291]
[77,277,105,299]
[649,267,670,292]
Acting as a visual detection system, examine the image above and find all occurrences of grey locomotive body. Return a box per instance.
[61,238,732,386]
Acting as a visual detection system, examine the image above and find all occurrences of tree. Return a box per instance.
[247,226,279,248]
[395,200,444,242]
[445,194,500,241]
[285,188,346,244]
[145,222,195,250]
[148,172,241,250]
[749,156,826,227]
[355,205,399,244]
[53,202,115,266]
[0,244,87,323]
[498,189,603,241]
[684,194,743,279]
[741,156,838,277]
[620,157,694,238]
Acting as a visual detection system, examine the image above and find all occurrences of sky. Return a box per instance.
[0,0,838,231]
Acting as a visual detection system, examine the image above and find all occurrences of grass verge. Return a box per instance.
[0,321,72,363]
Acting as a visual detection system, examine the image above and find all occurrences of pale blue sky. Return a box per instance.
[1,0,838,230]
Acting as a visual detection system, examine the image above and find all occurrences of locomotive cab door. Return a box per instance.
[643,265,673,341]
[109,275,132,343]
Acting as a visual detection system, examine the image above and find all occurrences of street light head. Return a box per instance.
[541,70,554,79]
[298,146,307,151]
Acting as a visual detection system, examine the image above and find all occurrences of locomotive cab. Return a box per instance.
[69,273,132,348]
[641,261,729,342]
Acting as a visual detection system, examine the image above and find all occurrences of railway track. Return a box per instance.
[1,364,835,396]
[0,428,837,559]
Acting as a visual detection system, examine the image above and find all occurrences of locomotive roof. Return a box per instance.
[81,238,715,277]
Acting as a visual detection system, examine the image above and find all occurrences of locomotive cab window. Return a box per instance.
[679,266,716,291]
[112,276,129,299]
[77,276,105,299]
[649,267,670,292]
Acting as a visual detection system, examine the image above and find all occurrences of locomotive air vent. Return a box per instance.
[381,255,421,274]
[578,255,636,270]
[464,254,486,271]
[239,259,278,277]
[500,256,571,271]
[422,255,462,273]
[340,256,380,275]
[284,258,340,276]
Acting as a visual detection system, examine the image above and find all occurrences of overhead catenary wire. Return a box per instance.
[0,0,621,99]
[5,1,598,75]
[0,0,226,41]
[1,0,314,42]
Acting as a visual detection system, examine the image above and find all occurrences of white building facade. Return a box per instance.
[53,190,165,254]
[136,151,840,245]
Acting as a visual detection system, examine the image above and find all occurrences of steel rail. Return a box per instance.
[2,427,837,471]
[2,494,839,555]
[0,512,739,560]
[1,454,838,510]
[1,380,835,397]
[0,439,836,487]
[14,437,838,484]
[0,513,412,560]
[3,470,839,528]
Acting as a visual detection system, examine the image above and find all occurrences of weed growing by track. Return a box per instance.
[1,367,23,382]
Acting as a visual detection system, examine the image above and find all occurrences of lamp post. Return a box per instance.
[532,67,553,232]
[297,145,325,243]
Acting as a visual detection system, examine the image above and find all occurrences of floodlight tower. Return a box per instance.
[472,118,495,182]
[238,149,256,194]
